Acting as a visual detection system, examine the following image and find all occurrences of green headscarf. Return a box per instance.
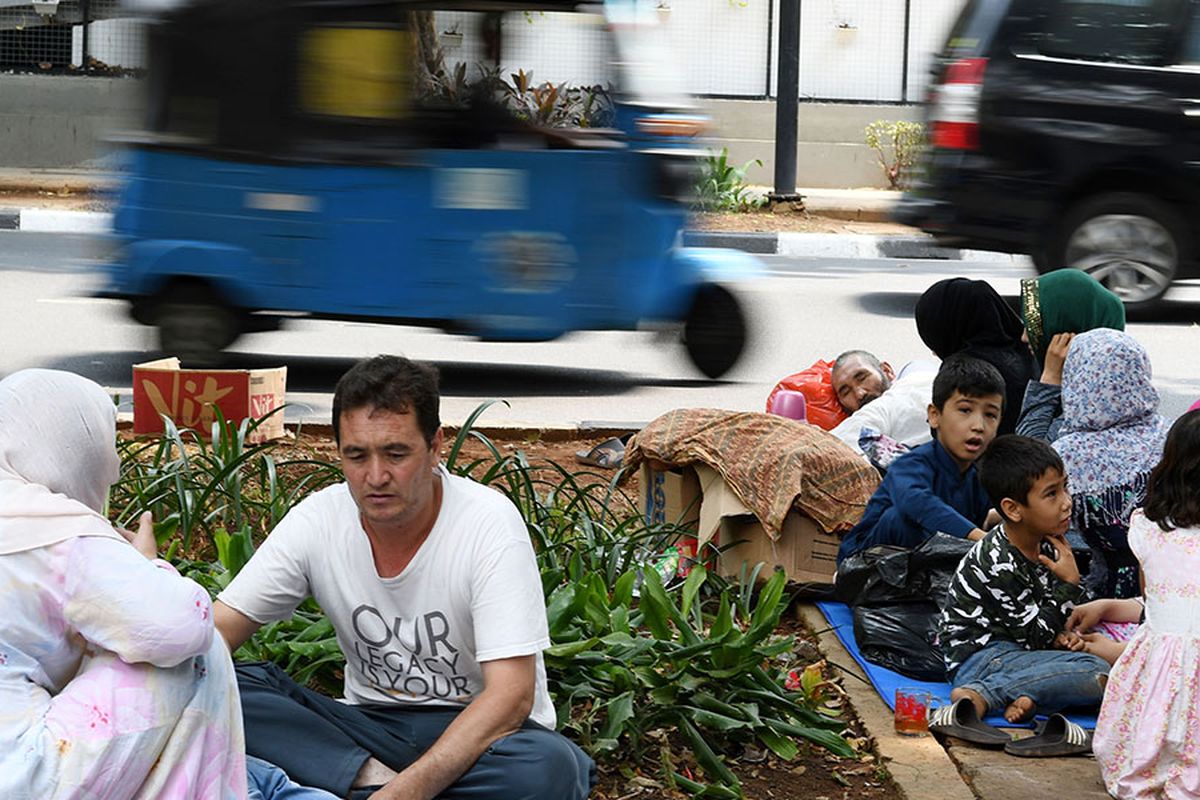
[1020,269,1125,365]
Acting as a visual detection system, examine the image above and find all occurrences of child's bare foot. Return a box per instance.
[1003,696,1036,723]
[950,687,988,719]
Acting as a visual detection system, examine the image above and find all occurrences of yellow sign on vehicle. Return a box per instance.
[299,25,410,120]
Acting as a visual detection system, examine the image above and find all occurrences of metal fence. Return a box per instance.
[0,0,963,101]
[0,0,145,74]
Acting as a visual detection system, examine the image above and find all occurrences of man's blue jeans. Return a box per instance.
[236,661,595,800]
[951,640,1110,714]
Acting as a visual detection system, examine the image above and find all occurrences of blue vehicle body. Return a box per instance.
[100,0,762,375]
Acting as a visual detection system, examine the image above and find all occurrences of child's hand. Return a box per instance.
[1076,631,1127,666]
[1038,532,1080,585]
[116,511,157,561]
[1066,599,1111,633]
[1040,332,1074,385]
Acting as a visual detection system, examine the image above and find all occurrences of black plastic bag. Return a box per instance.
[834,533,973,609]
[852,603,946,681]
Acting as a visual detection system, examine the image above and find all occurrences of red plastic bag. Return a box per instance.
[766,360,848,431]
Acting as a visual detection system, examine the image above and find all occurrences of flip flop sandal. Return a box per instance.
[574,437,626,469]
[1004,713,1092,758]
[928,697,1011,747]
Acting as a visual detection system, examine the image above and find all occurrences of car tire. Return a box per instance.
[1046,192,1186,310]
[155,284,240,367]
[683,284,747,380]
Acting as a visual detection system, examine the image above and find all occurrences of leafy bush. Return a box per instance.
[115,404,853,797]
[864,119,925,190]
[693,149,766,212]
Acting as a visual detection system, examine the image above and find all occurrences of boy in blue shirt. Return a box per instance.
[836,354,1003,565]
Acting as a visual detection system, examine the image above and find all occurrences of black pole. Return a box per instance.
[771,0,801,201]
[901,0,912,102]
[80,0,90,73]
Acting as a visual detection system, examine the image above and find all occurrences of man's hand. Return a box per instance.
[966,528,987,542]
[1038,532,1080,585]
[367,656,535,800]
[117,511,157,560]
[1040,332,1074,385]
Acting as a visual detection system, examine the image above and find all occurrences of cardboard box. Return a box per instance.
[639,462,839,585]
[133,357,287,443]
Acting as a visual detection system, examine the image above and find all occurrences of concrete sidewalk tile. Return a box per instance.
[944,741,1108,800]
[796,604,975,800]
[19,208,112,234]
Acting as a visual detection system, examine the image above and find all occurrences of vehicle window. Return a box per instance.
[943,0,1012,59]
[1039,0,1182,65]
[1179,1,1200,63]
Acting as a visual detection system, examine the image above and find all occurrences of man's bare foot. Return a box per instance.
[1003,696,1036,723]
[352,757,398,789]
[950,687,988,719]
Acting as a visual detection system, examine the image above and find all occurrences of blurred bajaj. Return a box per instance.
[100,0,760,377]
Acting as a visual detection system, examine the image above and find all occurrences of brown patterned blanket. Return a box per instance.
[626,408,880,537]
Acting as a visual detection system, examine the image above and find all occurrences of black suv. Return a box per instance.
[895,0,1200,308]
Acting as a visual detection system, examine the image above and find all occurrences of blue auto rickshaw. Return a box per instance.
[99,0,762,377]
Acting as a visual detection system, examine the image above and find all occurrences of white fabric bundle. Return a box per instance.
[0,369,124,554]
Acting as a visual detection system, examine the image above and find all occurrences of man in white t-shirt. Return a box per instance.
[215,356,594,800]
[829,350,936,453]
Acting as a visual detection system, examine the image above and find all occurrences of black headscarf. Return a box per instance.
[915,278,1038,435]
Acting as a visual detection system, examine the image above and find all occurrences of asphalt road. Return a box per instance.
[4,230,1200,428]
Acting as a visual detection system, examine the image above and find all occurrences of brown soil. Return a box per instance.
[690,207,916,236]
[0,188,111,212]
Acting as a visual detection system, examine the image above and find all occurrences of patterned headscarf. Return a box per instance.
[1054,329,1167,519]
[1020,269,1125,366]
[0,369,123,555]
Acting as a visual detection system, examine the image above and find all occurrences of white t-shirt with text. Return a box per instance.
[219,467,555,728]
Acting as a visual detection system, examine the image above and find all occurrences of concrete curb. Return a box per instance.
[0,207,114,234]
[684,230,1027,262]
[4,207,1025,263]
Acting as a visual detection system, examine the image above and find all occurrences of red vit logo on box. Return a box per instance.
[134,370,250,433]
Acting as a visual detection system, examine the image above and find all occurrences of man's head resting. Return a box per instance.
[332,355,441,446]
[831,350,895,413]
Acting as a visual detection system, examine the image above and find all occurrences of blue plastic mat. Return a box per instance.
[814,600,1098,730]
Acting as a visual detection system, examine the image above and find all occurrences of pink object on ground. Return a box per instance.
[1188,398,1200,413]
[768,390,808,421]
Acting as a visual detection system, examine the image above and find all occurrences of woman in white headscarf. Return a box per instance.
[0,369,248,799]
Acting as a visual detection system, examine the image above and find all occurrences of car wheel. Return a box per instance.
[683,284,747,379]
[155,285,240,366]
[1049,192,1185,309]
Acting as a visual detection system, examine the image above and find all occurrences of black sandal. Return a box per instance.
[928,697,1011,747]
[1004,714,1092,758]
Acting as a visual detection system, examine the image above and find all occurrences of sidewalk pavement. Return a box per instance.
[0,168,1020,262]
